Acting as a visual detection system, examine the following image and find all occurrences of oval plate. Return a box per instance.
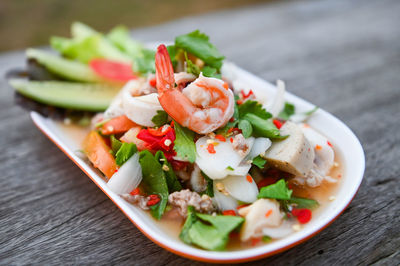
[30,64,365,263]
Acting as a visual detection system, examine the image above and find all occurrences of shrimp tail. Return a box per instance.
[155,44,175,94]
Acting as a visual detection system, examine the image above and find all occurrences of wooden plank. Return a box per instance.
[0,0,399,264]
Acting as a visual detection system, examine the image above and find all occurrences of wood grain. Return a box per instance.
[0,0,399,264]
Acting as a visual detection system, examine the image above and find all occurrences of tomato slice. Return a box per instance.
[89,58,137,82]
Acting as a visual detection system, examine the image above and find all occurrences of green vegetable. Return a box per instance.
[180,209,244,251]
[175,30,225,70]
[155,151,182,192]
[238,119,253,138]
[107,26,144,58]
[134,49,156,74]
[26,49,102,82]
[304,106,319,116]
[51,22,131,64]
[202,66,221,79]
[138,150,169,219]
[226,166,234,171]
[184,52,200,76]
[278,102,295,120]
[252,155,266,169]
[287,196,319,209]
[110,135,122,155]
[9,79,120,111]
[173,122,196,163]
[201,172,214,197]
[115,143,137,166]
[243,113,286,139]
[258,179,293,200]
[238,100,272,120]
[151,110,169,127]
[179,206,197,244]
[262,235,272,243]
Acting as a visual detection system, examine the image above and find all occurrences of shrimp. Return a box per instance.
[155,44,234,134]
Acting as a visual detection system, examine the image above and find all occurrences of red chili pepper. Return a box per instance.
[229,137,234,143]
[147,194,160,206]
[251,238,261,246]
[237,204,249,209]
[241,89,254,99]
[130,188,141,196]
[257,177,278,189]
[207,144,216,154]
[227,127,241,134]
[236,99,243,105]
[273,119,283,129]
[222,210,236,216]
[291,208,312,224]
[215,134,226,142]
[89,59,136,82]
[246,175,253,183]
[149,77,157,87]
[327,141,333,147]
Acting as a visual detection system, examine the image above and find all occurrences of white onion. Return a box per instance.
[265,79,285,117]
[212,182,238,211]
[246,137,272,160]
[195,136,254,179]
[221,175,259,203]
[122,80,163,127]
[107,153,142,195]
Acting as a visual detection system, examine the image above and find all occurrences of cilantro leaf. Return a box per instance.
[243,113,286,139]
[134,48,155,74]
[262,236,272,243]
[278,102,295,120]
[238,119,253,138]
[138,150,169,219]
[258,179,293,200]
[252,155,266,169]
[110,135,122,155]
[173,122,196,163]
[155,151,182,192]
[115,143,137,166]
[151,110,169,127]
[175,30,225,70]
[238,100,272,120]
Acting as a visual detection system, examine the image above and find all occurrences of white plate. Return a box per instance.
[30,64,365,263]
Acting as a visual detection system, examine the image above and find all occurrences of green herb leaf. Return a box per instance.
[202,66,221,79]
[138,150,169,219]
[226,166,234,171]
[184,52,201,76]
[238,100,272,120]
[115,143,137,166]
[182,212,244,251]
[258,179,293,200]
[252,155,266,169]
[151,110,169,127]
[201,172,214,197]
[175,30,225,70]
[304,106,319,116]
[134,48,155,74]
[155,151,182,192]
[110,135,122,155]
[173,122,196,163]
[238,119,253,138]
[278,102,295,120]
[262,235,272,243]
[179,206,197,244]
[288,196,319,209]
[243,113,286,139]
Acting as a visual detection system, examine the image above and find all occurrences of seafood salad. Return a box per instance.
[8,23,342,251]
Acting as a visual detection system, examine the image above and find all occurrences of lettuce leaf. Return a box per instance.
[173,122,196,163]
[115,143,137,166]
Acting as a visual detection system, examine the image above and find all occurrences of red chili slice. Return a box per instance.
[222,210,236,216]
[273,119,283,129]
[89,58,136,82]
[147,194,160,206]
[130,188,141,196]
[291,208,312,224]
[215,134,226,142]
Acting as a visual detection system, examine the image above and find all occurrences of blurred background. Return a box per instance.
[0,0,275,52]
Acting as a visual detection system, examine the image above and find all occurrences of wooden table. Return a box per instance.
[1,0,399,264]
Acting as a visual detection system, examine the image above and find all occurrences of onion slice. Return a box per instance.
[221,175,259,203]
[107,153,142,195]
[212,182,238,211]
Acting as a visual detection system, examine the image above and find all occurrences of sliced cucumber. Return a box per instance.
[26,49,103,83]
[10,79,121,111]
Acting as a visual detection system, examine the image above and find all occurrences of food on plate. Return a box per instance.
[10,23,342,251]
